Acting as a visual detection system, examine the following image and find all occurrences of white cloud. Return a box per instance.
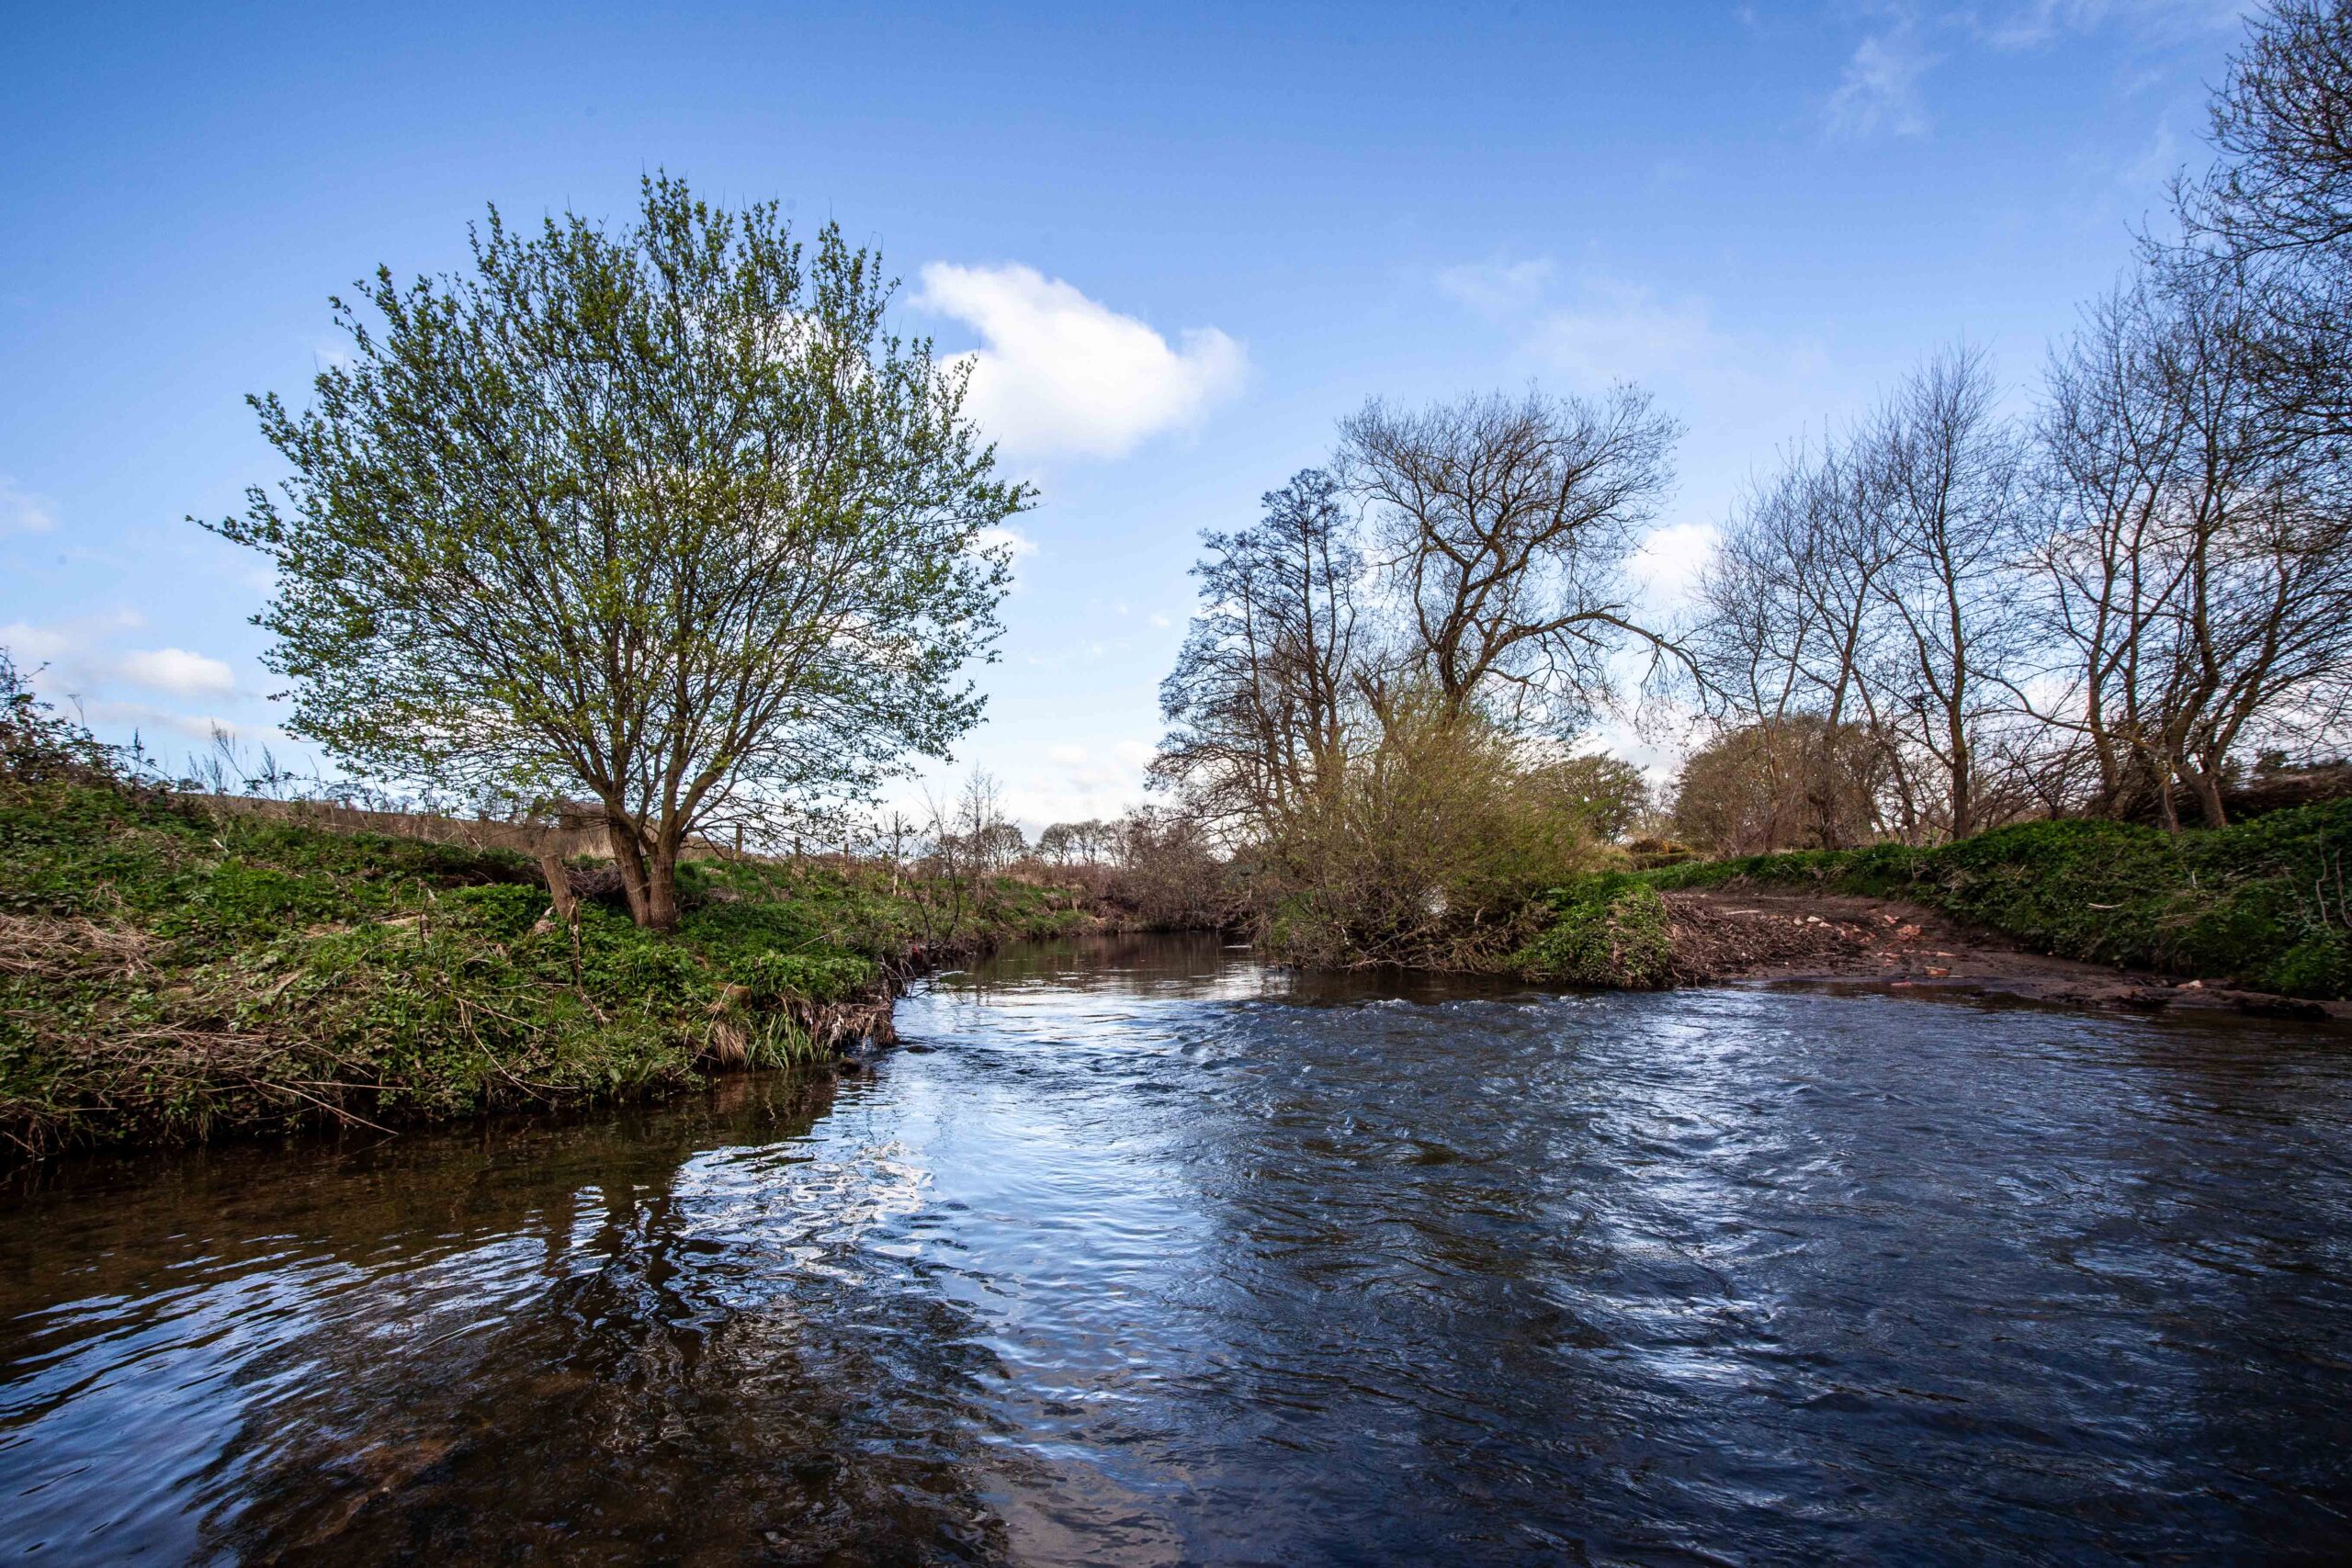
[974,524,1038,558]
[914,263,1246,460]
[1631,522,1722,604]
[1,615,259,757]
[1,610,143,677]
[116,647,236,697]
[0,476,57,536]
[1826,27,1934,139]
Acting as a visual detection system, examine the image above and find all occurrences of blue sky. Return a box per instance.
[0,1,2250,829]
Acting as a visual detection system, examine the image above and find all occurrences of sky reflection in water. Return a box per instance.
[3,935,2349,1564]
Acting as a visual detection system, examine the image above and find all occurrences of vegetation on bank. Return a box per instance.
[1634,802,2352,998]
[0,761,1096,1163]
[1510,875,1675,989]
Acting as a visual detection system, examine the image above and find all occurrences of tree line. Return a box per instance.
[1677,2,2352,853]
[1148,0,2352,953]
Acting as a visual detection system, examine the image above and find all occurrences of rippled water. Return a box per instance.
[5,935,2351,1564]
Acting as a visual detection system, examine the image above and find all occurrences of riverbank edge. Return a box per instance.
[1512,802,2352,1014]
[0,778,1155,1165]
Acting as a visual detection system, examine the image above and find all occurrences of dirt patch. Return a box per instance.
[1662,889,2347,1021]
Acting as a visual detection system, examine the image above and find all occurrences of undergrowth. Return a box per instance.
[1511,874,1675,988]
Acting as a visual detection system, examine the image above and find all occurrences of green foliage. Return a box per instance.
[1513,874,1675,988]
[1640,801,2352,998]
[209,175,1030,928]
[1256,698,1612,971]
[0,765,1080,1160]
[728,951,877,1005]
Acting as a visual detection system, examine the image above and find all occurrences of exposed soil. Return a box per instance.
[1662,888,2350,1021]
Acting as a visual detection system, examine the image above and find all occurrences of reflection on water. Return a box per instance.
[4,934,2350,1563]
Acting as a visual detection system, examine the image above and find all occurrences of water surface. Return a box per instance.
[5,935,2350,1563]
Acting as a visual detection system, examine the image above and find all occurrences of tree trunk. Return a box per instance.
[605,815,664,929]
[538,853,580,929]
[643,840,683,931]
[2185,765,2229,829]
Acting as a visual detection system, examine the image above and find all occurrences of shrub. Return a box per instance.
[1514,874,1674,988]
[1257,698,1611,971]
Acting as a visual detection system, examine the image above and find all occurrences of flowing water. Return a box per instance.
[5,935,2351,1564]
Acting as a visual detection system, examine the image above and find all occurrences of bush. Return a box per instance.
[1513,874,1674,988]
[1256,699,1611,971]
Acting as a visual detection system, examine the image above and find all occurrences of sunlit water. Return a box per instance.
[5,935,2351,1564]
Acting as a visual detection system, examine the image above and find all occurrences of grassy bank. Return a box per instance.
[1602,801,2352,998]
[0,776,1092,1160]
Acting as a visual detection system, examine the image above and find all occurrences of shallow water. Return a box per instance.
[4,934,2351,1564]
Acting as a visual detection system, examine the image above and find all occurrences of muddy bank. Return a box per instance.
[1664,889,2349,1020]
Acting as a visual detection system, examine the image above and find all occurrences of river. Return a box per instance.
[4,935,2350,1564]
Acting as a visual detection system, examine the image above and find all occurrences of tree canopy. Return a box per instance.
[213,175,1029,927]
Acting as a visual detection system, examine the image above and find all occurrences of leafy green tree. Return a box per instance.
[212,175,1029,929]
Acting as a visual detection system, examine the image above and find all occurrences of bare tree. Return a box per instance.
[1865,345,2033,840]
[1337,386,1684,734]
[916,773,1011,937]
[1690,438,1907,845]
[2175,0,2352,452]
[2035,267,2352,825]
[1153,468,1363,836]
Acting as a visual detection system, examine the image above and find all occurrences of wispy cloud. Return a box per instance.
[913,263,1246,461]
[1972,0,2247,51]
[1823,0,2245,141]
[0,476,57,536]
[1526,279,1733,390]
[1436,258,1558,318]
[1433,261,1847,611]
[1826,23,1935,140]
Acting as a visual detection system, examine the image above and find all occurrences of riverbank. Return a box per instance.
[1659,888,2347,1018]
[0,776,1113,1161]
[1518,801,2352,1010]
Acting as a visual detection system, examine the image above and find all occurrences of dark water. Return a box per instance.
[5,937,2352,1565]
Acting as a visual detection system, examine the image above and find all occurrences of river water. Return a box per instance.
[4,935,2350,1564]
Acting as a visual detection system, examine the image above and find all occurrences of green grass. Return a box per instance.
[0,778,1090,1159]
[1510,874,1675,988]
[1630,800,2352,998]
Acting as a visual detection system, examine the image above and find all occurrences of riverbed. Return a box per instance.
[4,935,2349,1563]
